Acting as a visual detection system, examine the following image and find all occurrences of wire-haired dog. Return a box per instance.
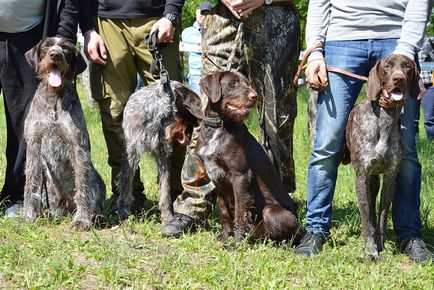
[195,71,302,243]
[117,81,202,223]
[23,37,106,230]
[346,54,425,260]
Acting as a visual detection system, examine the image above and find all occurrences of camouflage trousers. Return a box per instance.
[173,3,300,220]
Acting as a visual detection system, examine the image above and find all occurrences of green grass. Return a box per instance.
[0,85,433,289]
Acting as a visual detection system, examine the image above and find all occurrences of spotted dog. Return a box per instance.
[346,54,425,260]
[23,37,106,230]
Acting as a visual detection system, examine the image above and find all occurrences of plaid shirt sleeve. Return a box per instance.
[420,70,433,85]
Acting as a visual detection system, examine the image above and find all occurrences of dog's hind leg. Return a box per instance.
[117,146,141,220]
[263,205,302,243]
[155,147,173,225]
[356,173,379,261]
[91,167,106,216]
[23,141,43,221]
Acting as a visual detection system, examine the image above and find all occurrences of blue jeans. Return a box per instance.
[188,74,201,96]
[306,39,422,243]
[421,85,434,138]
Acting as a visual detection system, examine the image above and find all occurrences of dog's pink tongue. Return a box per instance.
[48,69,62,87]
[391,91,403,101]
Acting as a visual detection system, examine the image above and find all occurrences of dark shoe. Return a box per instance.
[161,213,194,238]
[295,231,326,256]
[3,200,23,218]
[402,238,434,264]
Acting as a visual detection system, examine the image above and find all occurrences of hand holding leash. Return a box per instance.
[151,18,175,43]
[306,59,328,92]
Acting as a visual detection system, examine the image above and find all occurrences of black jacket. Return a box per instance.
[44,0,79,44]
[43,0,88,73]
[77,0,184,32]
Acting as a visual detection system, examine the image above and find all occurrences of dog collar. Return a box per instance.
[378,96,405,110]
[202,114,224,127]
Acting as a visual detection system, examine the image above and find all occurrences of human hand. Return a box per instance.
[306,59,328,91]
[221,0,242,19]
[151,18,175,43]
[84,29,107,65]
[230,0,265,18]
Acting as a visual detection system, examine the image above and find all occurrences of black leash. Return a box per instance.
[144,30,175,101]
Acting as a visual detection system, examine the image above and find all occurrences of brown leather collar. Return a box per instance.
[378,96,406,109]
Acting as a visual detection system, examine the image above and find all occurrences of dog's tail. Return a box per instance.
[262,205,303,245]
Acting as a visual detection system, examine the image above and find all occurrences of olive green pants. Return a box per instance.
[91,17,185,199]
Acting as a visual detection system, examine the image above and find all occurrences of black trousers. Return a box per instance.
[0,24,42,203]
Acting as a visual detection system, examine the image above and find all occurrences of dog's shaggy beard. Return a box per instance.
[221,97,257,124]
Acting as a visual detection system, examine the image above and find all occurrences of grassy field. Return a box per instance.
[0,83,433,289]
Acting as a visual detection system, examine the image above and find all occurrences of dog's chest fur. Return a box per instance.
[197,127,230,183]
[25,84,86,171]
[348,100,402,174]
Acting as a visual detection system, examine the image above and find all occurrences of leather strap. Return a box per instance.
[144,30,174,99]
[293,43,368,88]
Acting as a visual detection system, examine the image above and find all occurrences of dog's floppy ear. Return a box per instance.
[200,72,223,103]
[366,60,382,101]
[174,86,203,119]
[410,67,426,100]
[25,39,44,73]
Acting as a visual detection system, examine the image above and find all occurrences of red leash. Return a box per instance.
[293,43,368,88]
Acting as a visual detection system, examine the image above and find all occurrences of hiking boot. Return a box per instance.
[402,238,434,264]
[161,213,194,238]
[3,200,23,218]
[295,231,326,256]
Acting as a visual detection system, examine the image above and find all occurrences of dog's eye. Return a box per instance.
[403,63,411,70]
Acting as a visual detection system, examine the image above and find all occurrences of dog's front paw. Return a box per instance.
[118,207,130,221]
[71,218,92,231]
[23,211,37,222]
[365,243,380,262]
[217,230,231,243]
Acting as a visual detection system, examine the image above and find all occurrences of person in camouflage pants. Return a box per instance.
[162,0,300,237]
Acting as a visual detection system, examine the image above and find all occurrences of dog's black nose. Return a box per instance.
[248,91,257,101]
[49,51,61,60]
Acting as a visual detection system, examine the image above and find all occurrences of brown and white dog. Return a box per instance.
[195,71,302,243]
[346,54,425,260]
[23,37,106,230]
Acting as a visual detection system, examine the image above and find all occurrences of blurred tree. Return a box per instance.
[426,11,434,36]
[181,0,218,30]
[294,0,308,49]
